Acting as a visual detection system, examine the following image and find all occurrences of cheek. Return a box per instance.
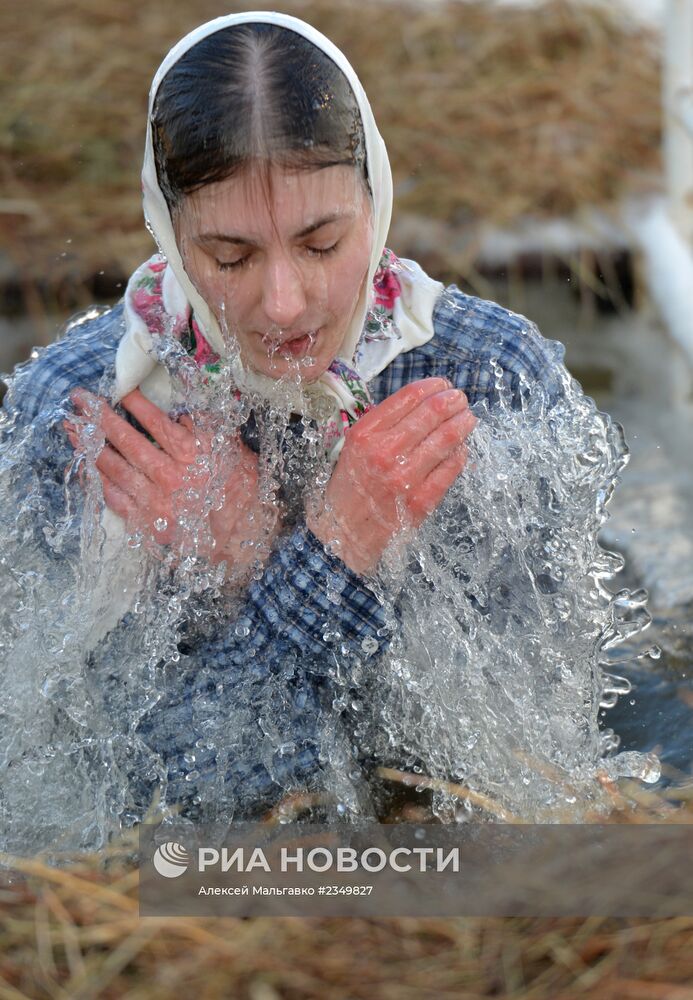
[330,237,372,313]
[179,244,213,298]
[182,251,252,327]
[350,223,374,297]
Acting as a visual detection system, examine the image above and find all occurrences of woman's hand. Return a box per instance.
[306,377,476,575]
[64,388,281,574]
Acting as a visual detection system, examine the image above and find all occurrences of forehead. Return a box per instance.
[177,163,368,234]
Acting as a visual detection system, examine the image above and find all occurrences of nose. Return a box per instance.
[261,252,307,329]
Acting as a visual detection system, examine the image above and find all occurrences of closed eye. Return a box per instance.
[306,243,339,258]
[216,257,249,272]
[216,243,339,272]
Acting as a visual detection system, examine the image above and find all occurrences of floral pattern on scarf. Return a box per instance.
[363,247,403,344]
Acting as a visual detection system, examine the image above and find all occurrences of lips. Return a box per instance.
[259,328,320,358]
[278,332,314,358]
[280,330,316,346]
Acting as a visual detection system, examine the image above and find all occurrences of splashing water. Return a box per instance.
[0,305,658,856]
[358,364,662,821]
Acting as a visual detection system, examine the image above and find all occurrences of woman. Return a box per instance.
[0,13,625,846]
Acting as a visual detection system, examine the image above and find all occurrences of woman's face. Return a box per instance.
[173,163,373,381]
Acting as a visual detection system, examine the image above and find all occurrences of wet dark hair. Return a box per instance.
[151,22,369,213]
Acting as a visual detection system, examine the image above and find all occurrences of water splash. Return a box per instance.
[0,307,656,855]
[347,350,656,821]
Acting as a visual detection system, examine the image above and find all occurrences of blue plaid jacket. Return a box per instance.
[2,285,566,820]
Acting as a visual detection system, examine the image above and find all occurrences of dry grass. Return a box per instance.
[2,771,693,998]
[0,0,662,300]
[4,876,693,1000]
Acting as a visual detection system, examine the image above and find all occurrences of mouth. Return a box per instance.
[261,328,320,359]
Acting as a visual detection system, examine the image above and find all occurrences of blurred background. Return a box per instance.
[3,2,693,997]
[0,0,666,375]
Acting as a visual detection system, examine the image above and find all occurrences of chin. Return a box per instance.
[255,353,333,383]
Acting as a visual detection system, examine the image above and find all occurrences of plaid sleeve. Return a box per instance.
[368,284,568,409]
[245,523,392,654]
[0,306,123,562]
[132,524,394,820]
[2,304,124,427]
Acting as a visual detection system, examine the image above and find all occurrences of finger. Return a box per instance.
[388,388,470,456]
[95,443,156,503]
[99,469,136,522]
[349,377,453,438]
[120,389,196,462]
[63,421,99,471]
[71,389,176,485]
[406,408,476,484]
[408,443,469,525]
[177,413,259,476]
[63,419,80,449]
[176,412,225,461]
[63,416,97,447]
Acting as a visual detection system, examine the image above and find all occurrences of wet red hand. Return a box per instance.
[307,377,476,575]
[64,388,281,575]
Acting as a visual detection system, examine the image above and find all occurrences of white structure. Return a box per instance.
[626,0,693,371]
[488,0,664,25]
[664,0,693,243]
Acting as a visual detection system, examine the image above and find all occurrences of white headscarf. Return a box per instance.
[114,10,444,411]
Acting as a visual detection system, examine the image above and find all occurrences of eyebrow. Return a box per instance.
[195,212,354,248]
